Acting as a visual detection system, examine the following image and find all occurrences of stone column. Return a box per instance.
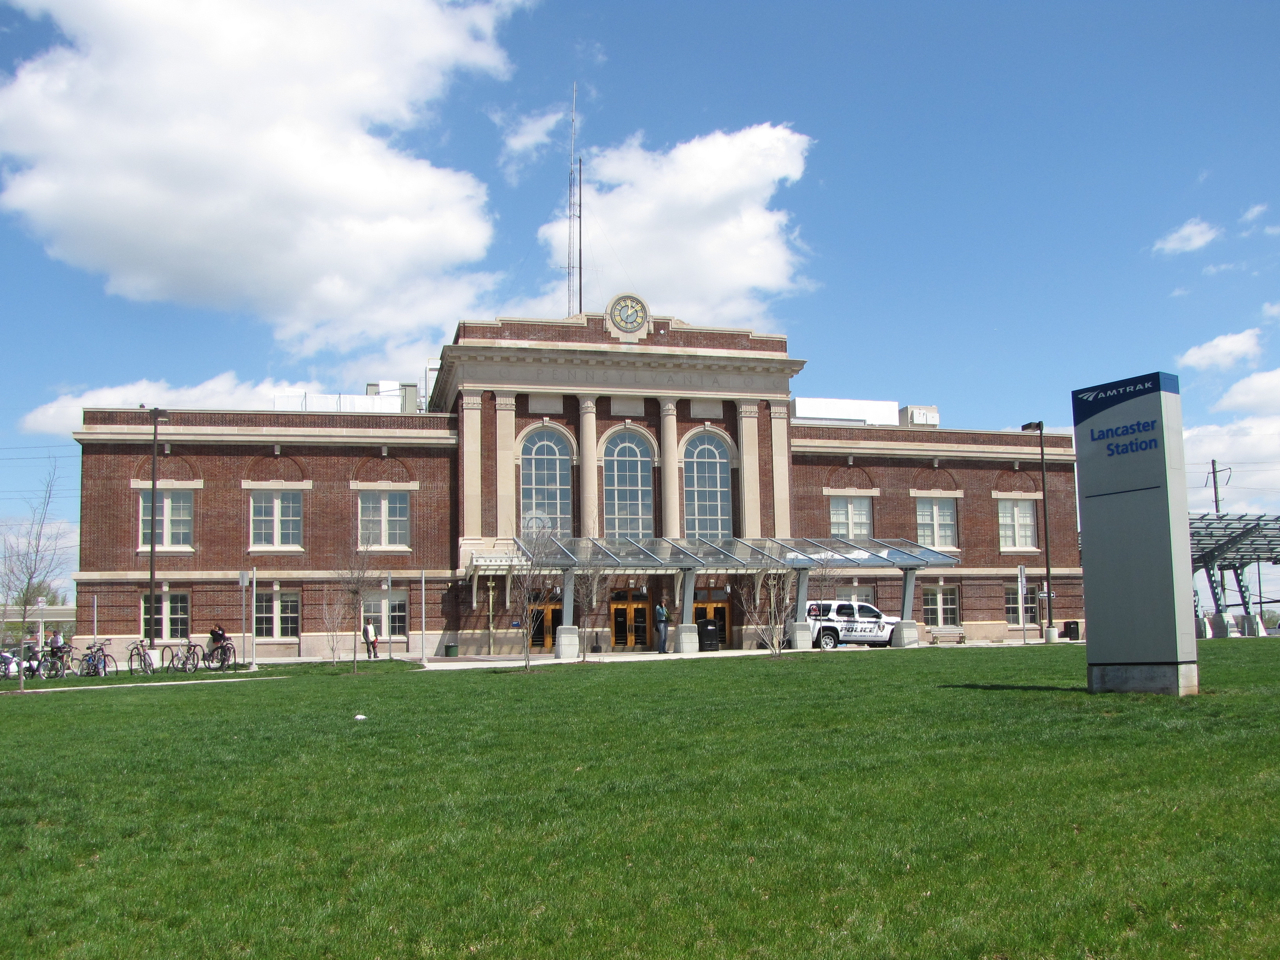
[737,399,762,538]
[495,391,517,540]
[461,389,483,540]
[770,401,792,538]
[579,395,598,538]
[661,399,680,538]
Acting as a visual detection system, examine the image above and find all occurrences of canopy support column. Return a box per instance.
[676,568,699,653]
[556,567,579,659]
[791,567,810,650]
[900,568,917,622]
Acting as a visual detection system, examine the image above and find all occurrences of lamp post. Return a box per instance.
[1021,420,1054,637]
[147,408,169,649]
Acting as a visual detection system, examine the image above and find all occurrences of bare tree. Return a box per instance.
[575,567,609,660]
[320,584,346,665]
[509,527,556,672]
[2,464,71,692]
[333,507,381,674]
[735,569,796,658]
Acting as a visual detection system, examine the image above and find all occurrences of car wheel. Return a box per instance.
[819,632,837,650]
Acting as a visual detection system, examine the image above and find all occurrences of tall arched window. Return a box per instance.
[684,434,732,538]
[521,429,573,536]
[603,431,654,538]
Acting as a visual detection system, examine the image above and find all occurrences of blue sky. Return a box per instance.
[3,0,1280,566]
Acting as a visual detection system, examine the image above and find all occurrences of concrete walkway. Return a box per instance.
[4,675,290,695]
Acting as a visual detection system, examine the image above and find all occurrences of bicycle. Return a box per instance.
[75,640,117,678]
[126,637,157,676]
[38,643,74,680]
[203,639,237,671]
[162,638,203,674]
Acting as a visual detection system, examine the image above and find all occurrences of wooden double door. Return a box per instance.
[528,602,563,650]
[693,589,731,646]
[611,589,650,649]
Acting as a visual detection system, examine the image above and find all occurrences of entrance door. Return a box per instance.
[610,589,651,649]
[529,603,563,650]
[693,588,731,646]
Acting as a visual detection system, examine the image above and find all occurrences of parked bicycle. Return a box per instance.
[162,638,203,674]
[125,637,157,676]
[75,640,117,678]
[38,642,74,680]
[203,638,237,671]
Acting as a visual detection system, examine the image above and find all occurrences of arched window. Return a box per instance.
[684,434,732,538]
[521,429,573,536]
[603,431,654,538]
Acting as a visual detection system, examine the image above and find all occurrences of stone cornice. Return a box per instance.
[75,424,458,447]
[791,437,1076,463]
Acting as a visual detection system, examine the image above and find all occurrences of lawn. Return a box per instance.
[2,641,1278,959]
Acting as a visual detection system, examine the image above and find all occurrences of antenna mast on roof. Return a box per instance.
[567,84,582,317]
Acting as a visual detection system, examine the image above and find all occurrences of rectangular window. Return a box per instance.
[141,592,190,641]
[835,585,876,605]
[829,496,872,538]
[359,491,410,548]
[998,499,1037,548]
[921,586,959,627]
[140,490,193,548]
[362,591,409,638]
[915,498,957,548]
[1004,585,1039,625]
[256,591,301,639]
[251,491,303,547]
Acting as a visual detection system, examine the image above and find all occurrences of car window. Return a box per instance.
[835,604,857,618]
[858,604,881,619]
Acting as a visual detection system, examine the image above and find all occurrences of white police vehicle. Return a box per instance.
[807,601,898,649]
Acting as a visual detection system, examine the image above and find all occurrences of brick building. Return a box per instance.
[73,297,1081,657]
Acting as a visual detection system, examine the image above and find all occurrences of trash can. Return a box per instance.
[1062,621,1080,642]
[697,619,720,652]
[444,642,459,657]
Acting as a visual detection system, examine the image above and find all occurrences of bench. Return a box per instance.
[928,625,965,645]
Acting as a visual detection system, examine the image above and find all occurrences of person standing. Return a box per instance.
[654,598,670,654]
[363,618,380,659]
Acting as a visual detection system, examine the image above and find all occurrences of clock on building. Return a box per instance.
[607,294,649,333]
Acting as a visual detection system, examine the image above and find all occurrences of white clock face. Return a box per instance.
[608,294,648,333]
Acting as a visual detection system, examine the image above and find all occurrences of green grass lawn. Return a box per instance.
[2,642,1278,959]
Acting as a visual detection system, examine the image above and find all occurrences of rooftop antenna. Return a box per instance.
[567,84,582,317]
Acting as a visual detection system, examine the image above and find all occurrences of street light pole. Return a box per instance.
[147,408,169,650]
[1022,420,1054,635]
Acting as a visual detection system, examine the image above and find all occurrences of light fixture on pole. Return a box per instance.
[1021,420,1054,637]
[147,408,169,649]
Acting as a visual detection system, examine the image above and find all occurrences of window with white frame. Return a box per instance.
[362,591,408,639]
[251,491,303,547]
[998,499,1037,549]
[915,498,957,548]
[139,490,193,548]
[141,592,190,641]
[521,429,573,536]
[359,491,410,548]
[921,586,959,627]
[835,584,876,605]
[603,431,654,537]
[684,434,733,538]
[1004,585,1038,625]
[255,591,300,638]
[830,496,872,538]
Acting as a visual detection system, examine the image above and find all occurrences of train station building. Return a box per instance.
[72,296,1082,657]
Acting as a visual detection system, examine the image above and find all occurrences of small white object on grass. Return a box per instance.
[354,714,367,720]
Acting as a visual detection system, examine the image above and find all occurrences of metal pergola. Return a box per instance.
[1188,513,1280,617]
[467,536,958,627]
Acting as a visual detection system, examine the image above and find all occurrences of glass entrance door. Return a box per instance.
[610,589,650,649]
[693,588,731,646]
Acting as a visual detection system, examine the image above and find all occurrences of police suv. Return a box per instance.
[807,601,898,649]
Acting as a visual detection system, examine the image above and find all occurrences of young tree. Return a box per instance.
[320,584,346,665]
[333,504,380,674]
[2,464,71,692]
[735,569,796,658]
[509,526,557,672]
[575,567,609,659]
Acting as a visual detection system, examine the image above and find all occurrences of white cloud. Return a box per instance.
[0,0,525,355]
[1153,217,1223,255]
[493,106,566,184]
[1241,203,1268,223]
[21,372,325,435]
[1203,262,1243,275]
[1184,417,1280,513]
[1171,287,1189,297]
[1177,328,1262,371]
[512,123,811,326]
[1213,367,1280,415]
[1266,226,1280,236]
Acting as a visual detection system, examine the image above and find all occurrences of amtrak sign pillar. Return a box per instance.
[1072,372,1198,695]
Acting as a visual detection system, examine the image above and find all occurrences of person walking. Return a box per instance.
[654,598,670,654]
[362,618,380,659]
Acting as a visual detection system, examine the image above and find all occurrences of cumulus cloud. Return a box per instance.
[1263,302,1280,318]
[1212,367,1280,415]
[493,106,566,184]
[1153,217,1222,255]
[1177,328,1262,371]
[21,372,325,435]
[1203,262,1243,275]
[1241,203,1268,222]
[0,0,525,355]
[1184,417,1280,513]
[511,123,811,326]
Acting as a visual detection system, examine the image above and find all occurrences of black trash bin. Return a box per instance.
[1062,621,1080,642]
[697,619,720,652]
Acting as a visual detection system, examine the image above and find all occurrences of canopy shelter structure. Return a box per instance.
[466,537,959,634]
[1188,513,1280,618]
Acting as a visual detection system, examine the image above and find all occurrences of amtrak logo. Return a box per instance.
[1076,381,1154,403]
[608,294,649,333]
